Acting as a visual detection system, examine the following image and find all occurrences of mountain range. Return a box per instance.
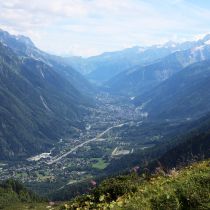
[0,29,94,95]
[0,28,210,210]
[105,35,210,96]
[0,29,93,160]
[1,29,210,159]
[133,60,210,120]
[63,35,210,83]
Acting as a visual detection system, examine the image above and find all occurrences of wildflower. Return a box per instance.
[90,180,97,186]
[132,166,140,173]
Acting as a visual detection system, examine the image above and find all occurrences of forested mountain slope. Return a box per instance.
[106,36,210,95]
[134,60,210,120]
[0,29,94,95]
[0,42,91,160]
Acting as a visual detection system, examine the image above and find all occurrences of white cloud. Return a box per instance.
[0,0,210,56]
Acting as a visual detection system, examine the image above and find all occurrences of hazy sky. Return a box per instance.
[0,0,210,57]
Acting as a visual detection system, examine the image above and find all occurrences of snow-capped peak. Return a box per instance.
[164,41,177,48]
[204,40,210,45]
[202,34,210,42]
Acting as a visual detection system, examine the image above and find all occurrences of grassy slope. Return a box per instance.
[122,160,210,210]
[62,159,210,210]
[1,160,209,209]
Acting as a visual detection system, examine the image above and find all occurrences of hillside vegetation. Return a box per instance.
[61,159,210,210]
[0,179,47,210]
[1,160,209,210]
[0,39,91,160]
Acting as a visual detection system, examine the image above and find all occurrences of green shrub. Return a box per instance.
[64,160,210,210]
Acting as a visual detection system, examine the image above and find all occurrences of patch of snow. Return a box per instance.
[192,45,205,52]
[171,44,177,48]
[0,40,7,47]
[40,69,45,78]
[190,45,206,61]
[30,53,41,61]
[205,40,210,45]
[40,95,51,112]
[194,33,210,41]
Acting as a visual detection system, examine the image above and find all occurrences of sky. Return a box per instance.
[0,0,210,57]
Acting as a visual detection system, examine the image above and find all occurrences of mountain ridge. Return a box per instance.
[0,31,93,160]
[133,60,210,120]
[105,35,210,96]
